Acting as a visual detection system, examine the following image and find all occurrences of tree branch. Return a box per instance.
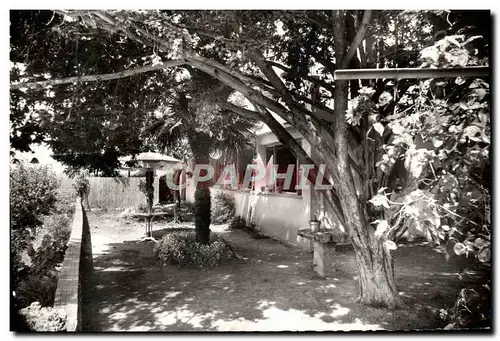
[248,101,347,227]
[340,10,372,69]
[10,60,185,90]
[184,52,296,126]
[219,102,261,120]
[265,59,335,94]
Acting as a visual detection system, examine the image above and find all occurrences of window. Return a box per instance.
[266,144,300,193]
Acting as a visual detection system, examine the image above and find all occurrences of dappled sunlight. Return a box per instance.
[210,223,231,231]
[211,301,380,331]
[101,266,136,272]
[156,305,222,328]
[82,211,490,331]
[92,243,114,256]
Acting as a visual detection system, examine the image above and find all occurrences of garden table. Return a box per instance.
[130,211,172,242]
[298,229,349,277]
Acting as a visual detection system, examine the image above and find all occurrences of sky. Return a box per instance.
[13,143,67,174]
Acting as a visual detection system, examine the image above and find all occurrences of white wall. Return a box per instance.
[183,125,349,249]
[215,189,312,249]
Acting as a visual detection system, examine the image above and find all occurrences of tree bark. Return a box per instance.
[332,10,403,308]
[356,239,401,307]
[189,132,212,245]
[10,60,184,90]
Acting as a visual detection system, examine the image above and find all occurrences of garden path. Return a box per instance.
[82,211,487,331]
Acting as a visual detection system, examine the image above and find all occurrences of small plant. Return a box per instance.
[153,231,235,267]
[212,192,236,224]
[15,273,58,309]
[178,202,195,222]
[440,284,491,330]
[18,302,67,332]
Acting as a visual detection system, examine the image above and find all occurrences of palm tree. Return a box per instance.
[145,72,257,244]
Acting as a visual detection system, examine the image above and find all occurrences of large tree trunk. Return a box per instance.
[356,239,402,308]
[189,132,212,245]
[355,236,401,307]
[332,10,403,308]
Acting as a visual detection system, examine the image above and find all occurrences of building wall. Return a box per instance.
[184,184,312,249]
[184,125,355,249]
[221,189,312,249]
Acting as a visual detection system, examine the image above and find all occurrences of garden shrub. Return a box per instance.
[15,201,73,309]
[178,202,195,222]
[212,192,236,224]
[15,273,58,309]
[10,167,75,310]
[18,302,67,332]
[153,231,235,267]
[72,175,90,200]
[440,285,491,330]
[10,164,60,252]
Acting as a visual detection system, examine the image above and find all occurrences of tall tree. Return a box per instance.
[10,10,491,307]
[145,71,257,244]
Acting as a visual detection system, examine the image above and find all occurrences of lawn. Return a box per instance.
[82,210,489,332]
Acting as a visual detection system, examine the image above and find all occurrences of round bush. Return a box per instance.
[153,231,235,267]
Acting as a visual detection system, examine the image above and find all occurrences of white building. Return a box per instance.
[185,121,346,249]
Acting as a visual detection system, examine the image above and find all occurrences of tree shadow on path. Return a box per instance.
[82,213,489,332]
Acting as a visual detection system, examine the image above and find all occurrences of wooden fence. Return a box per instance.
[87,177,147,210]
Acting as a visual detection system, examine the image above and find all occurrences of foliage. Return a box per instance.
[9,9,491,309]
[15,273,58,309]
[18,302,67,332]
[138,178,154,208]
[358,33,490,266]
[14,196,73,309]
[10,164,60,253]
[28,213,72,275]
[73,174,90,198]
[178,202,195,222]
[440,284,491,330]
[153,231,235,267]
[142,73,257,243]
[211,192,236,224]
[9,11,181,175]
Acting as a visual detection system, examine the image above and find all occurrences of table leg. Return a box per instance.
[140,216,157,242]
[313,241,325,277]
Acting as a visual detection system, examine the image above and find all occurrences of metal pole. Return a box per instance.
[334,66,489,80]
